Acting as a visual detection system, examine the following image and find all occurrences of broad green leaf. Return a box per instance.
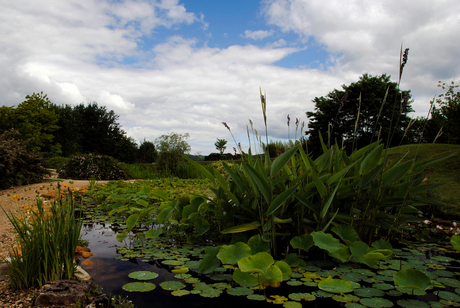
[217,242,252,265]
[318,276,353,294]
[266,184,299,216]
[116,231,128,242]
[145,227,163,239]
[331,225,360,245]
[311,231,343,253]
[451,235,460,252]
[242,163,271,204]
[259,265,284,288]
[213,168,240,207]
[320,179,341,219]
[199,255,220,274]
[136,199,148,207]
[290,234,314,253]
[312,172,327,199]
[364,249,393,260]
[248,234,270,254]
[221,223,259,234]
[194,218,210,236]
[382,160,413,185]
[360,144,383,175]
[122,282,156,292]
[126,214,139,231]
[270,145,298,177]
[128,271,159,280]
[393,268,432,291]
[275,260,292,281]
[233,269,258,287]
[238,252,274,274]
[350,241,378,268]
[184,155,214,180]
[158,207,174,224]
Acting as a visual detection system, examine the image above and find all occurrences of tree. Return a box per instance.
[155,132,191,173]
[426,81,460,144]
[138,139,157,163]
[49,103,82,157]
[214,138,227,158]
[12,92,61,155]
[305,74,414,157]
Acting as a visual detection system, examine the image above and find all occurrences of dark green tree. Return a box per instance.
[155,132,191,173]
[138,139,157,163]
[426,81,460,144]
[48,103,82,157]
[305,74,414,157]
[12,92,61,156]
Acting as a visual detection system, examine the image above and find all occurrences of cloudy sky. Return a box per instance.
[1,0,459,155]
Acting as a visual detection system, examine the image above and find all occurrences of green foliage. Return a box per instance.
[215,138,227,156]
[426,81,460,144]
[306,74,414,157]
[58,153,128,180]
[155,133,191,174]
[0,129,50,189]
[10,92,61,155]
[121,163,160,179]
[45,156,71,170]
[2,189,82,289]
[138,139,157,163]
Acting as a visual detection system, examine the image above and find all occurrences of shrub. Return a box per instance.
[58,153,128,180]
[0,129,50,189]
[45,156,71,170]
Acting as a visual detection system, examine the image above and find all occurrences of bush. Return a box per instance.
[45,156,71,170]
[58,153,128,180]
[0,129,50,189]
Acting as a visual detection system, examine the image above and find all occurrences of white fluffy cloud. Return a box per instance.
[1,0,459,155]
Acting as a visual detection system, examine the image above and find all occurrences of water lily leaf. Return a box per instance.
[275,260,292,281]
[259,265,284,288]
[364,249,393,260]
[194,218,210,236]
[209,274,233,281]
[288,292,316,301]
[145,227,163,239]
[217,242,251,265]
[396,299,430,308]
[160,281,186,291]
[350,241,378,268]
[332,294,360,303]
[318,276,353,294]
[172,267,189,274]
[332,225,360,245]
[393,268,432,291]
[116,231,128,242]
[329,245,352,263]
[128,271,159,280]
[199,288,222,298]
[162,260,184,266]
[286,280,303,286]
[359,297,394,308]
[311,231,343,253]
[267,295,288,304]
[439,278,460,288]
[438,290,460,302]
[199,255,220,274]
[171,289,190,297]
[233,269,258,287]
[247,294,265,301]
[126,214,139,231]
[290,234,314,253]
[122,282,156,292]
[248,234,270,254]
[283,301,302,308]
[221,223,259,234]
[451,235,460,252]
[354,288,385,297]
[212,282,231,290]
[158,207,174,224]
[238,252,274,274]
[227,287,254,296]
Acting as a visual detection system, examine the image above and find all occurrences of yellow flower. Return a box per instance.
[12,194,20,200]
[62,184,69,187]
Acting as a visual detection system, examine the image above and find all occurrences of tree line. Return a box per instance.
[0,92,156,163]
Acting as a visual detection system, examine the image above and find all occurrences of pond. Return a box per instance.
[78,222,460,308]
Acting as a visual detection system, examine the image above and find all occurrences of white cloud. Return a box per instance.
[242,29,274,40]
[1,0,459,155]
[261,0,460,117]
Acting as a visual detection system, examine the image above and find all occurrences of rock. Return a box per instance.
[33,280,91,307]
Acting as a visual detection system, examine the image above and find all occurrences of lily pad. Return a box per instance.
[217,242,252,265]
[318,276,353,294]
[128,271,159,280]
[159,281,186,291]
[359,297,394,308]
[396,299,430,308]
[393,268,432,291]
[354,288,385,297]
[227,287,254,296]
[171,289,190,297]
[283,301,302,308]
[438,290,460,302]
[122,282,156,292]
[238,252,274,274]
[247,294,265,301]
[288,292,316,301]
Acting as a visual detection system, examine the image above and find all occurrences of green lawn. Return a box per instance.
[386,143,460,219]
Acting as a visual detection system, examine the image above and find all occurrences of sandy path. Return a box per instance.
[0,178,112,261]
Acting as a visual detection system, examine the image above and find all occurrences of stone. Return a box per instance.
[33,280,90,307]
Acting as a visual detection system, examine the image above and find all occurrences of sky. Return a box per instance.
[1,0,459,155]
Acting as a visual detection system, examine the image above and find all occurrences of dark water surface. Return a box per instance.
[79,223,332,308]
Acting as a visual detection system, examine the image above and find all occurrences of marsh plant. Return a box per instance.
[2,185,82,289]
